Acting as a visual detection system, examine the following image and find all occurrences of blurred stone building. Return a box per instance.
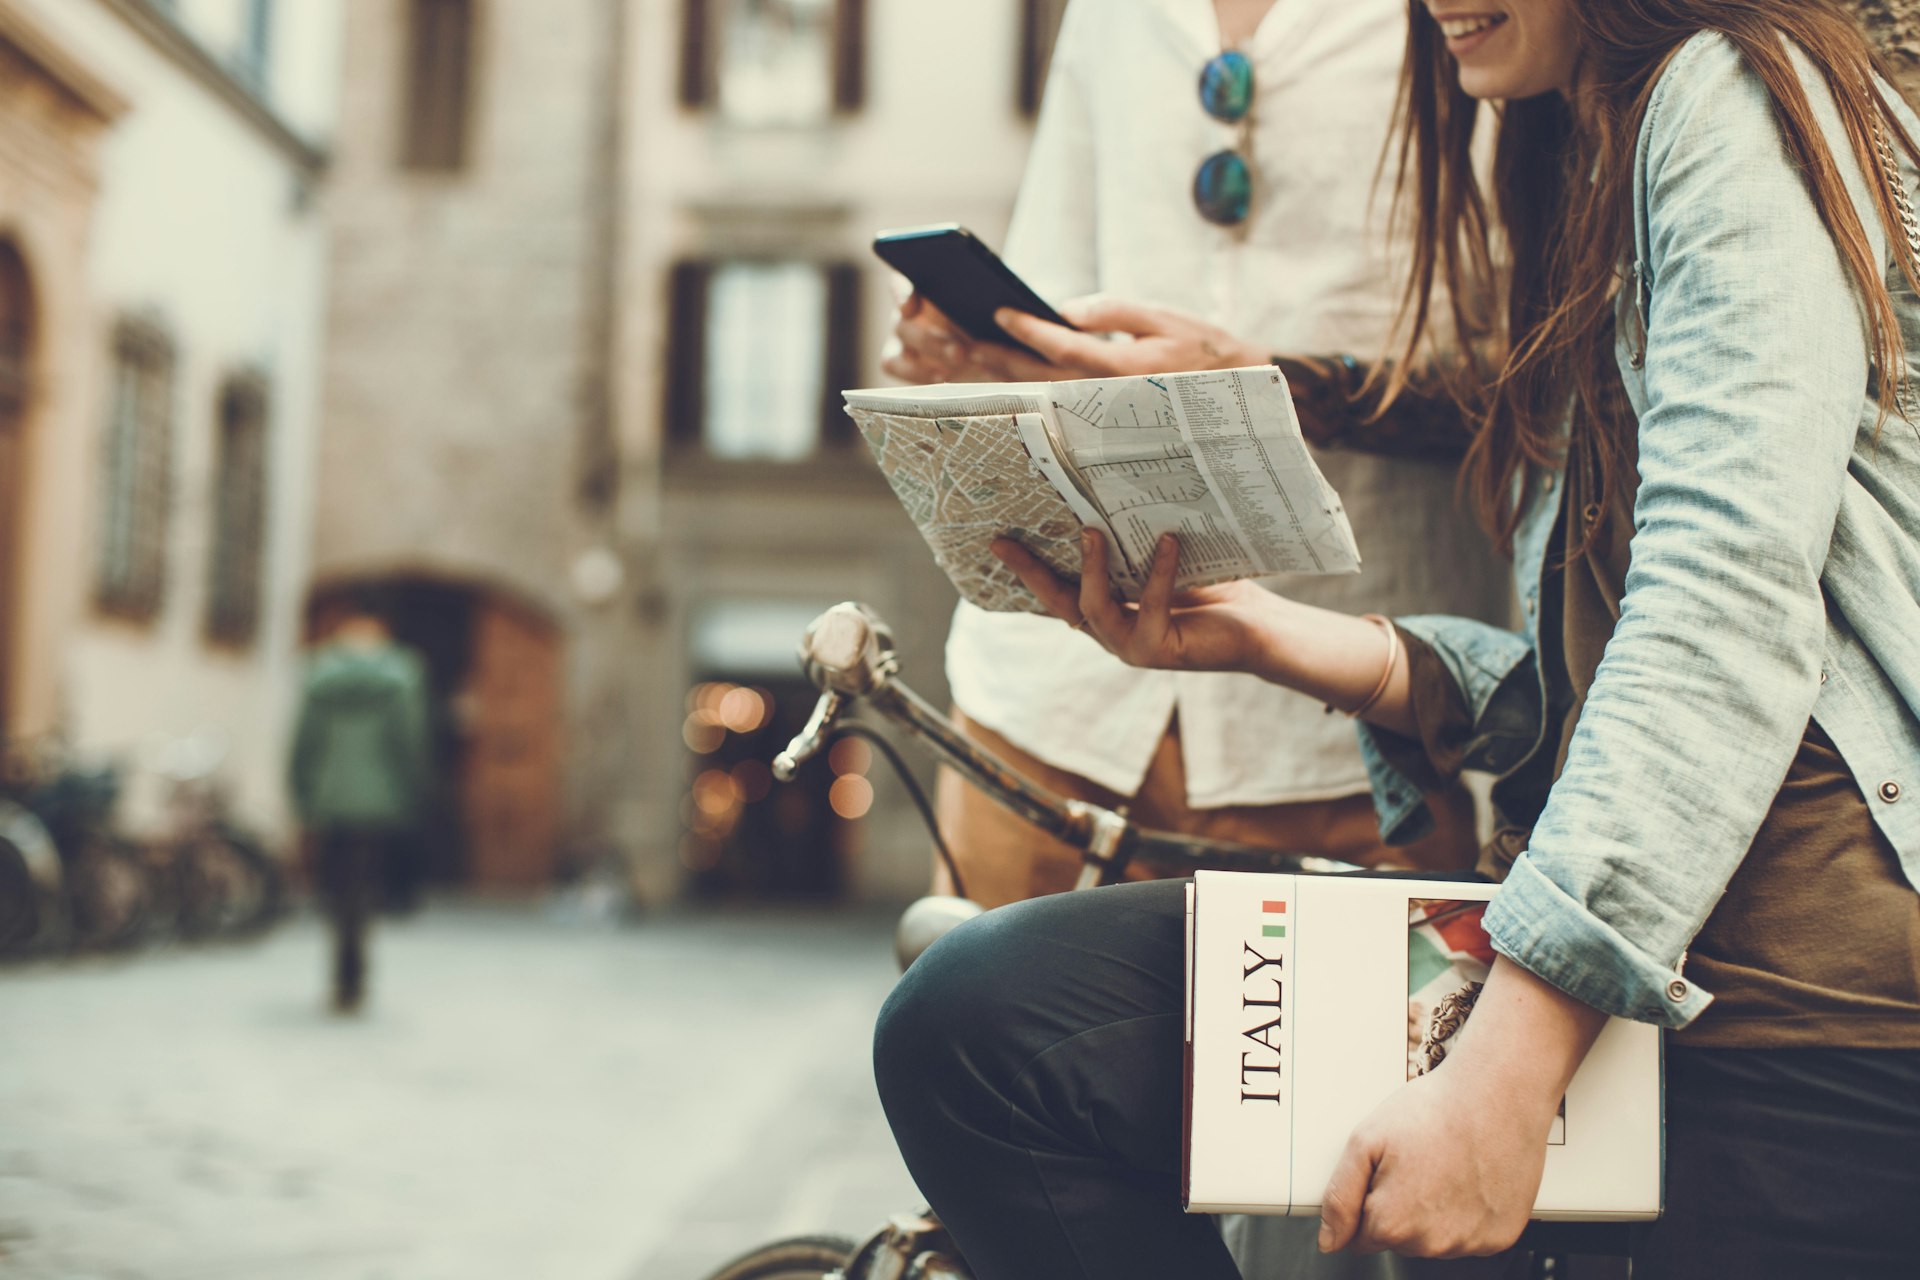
[0,0,341,833]
[312,0,1068,903]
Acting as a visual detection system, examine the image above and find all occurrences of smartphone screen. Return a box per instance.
[873,223,1075,360]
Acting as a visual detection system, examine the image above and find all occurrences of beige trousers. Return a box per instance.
[932,709,1480,910]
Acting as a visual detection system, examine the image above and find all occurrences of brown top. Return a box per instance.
[1394,437,1920,1049]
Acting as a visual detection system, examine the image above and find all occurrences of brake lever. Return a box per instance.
[773,690,847,781]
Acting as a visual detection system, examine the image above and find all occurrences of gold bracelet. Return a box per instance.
[1326,614,1399,719]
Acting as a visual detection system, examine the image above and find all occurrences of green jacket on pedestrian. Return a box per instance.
[288,641,433,831]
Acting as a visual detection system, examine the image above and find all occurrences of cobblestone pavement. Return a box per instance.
[0,904,921,1280]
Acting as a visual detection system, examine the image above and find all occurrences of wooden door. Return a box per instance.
[0,243,33,737]
[459,597,563,888]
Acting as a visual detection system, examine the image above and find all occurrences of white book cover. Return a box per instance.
[1185,871,1662,1219]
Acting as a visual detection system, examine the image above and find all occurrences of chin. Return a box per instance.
[1455,66,1559,102]
[1454,66,1517,100]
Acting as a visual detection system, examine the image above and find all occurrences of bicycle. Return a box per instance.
[0,740,153,954]
[703,602,1627,1280]
[0,793,64,953]
[141,731,285,941]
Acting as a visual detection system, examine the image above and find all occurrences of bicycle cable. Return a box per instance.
[822,722,968,902]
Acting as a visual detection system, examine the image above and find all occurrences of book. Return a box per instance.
[843,368,1360,615]
[1184,871,1663,1219]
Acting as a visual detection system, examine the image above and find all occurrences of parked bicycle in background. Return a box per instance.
[0,731,284,960]
[0,736,149,954]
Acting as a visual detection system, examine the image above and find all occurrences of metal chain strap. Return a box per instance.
[1868,96,1920,420]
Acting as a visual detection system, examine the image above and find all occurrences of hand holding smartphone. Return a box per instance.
[872,223,1077,361]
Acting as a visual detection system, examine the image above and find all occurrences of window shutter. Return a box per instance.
[831,0,865,113]
[205,376,269,647]
[679,0,714,108]
[1018,0,1070,116]
[664,260,711,447]
[821,262,862,446]
[403,0,475,171]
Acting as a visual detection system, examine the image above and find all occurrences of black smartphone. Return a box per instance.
[873,223,1077,361]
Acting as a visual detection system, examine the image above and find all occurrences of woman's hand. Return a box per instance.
[881,292,1086,384]
[1317,958,1609,1257]
[991,530,1287,676]
[993,528,1425,734]
[881,291,1269,385]
[1316,1057,1549,1257]
[994,296,1269,378]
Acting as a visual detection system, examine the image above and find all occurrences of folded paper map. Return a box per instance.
[844,368,1361,614]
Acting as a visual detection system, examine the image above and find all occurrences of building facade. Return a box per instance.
[0,0,341,839]
[314,0,1063,904]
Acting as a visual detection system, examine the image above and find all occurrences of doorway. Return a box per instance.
[306,576,564,891]
[0,241,35,739]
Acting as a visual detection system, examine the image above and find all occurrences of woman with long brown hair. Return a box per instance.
[873,1,1920,1275]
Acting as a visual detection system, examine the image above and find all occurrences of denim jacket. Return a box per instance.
[1358,32,1920,1030]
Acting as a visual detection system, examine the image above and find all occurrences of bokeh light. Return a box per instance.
[682,711,725,753]
[828,773,873,820]
[719,685,769,734]
[827,736,871,776]
[731,758,772,803]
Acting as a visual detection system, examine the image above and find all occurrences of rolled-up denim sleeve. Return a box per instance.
[1483,35,1876,1028]
[1356,614,1538,844]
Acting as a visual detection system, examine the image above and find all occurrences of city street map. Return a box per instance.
[844,368,1360,614]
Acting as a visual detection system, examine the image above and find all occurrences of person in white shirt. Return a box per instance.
[886,0,1511,917]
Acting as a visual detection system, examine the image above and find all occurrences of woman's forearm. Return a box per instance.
[1444,956,1609,1109]
[1249,598,1420,738]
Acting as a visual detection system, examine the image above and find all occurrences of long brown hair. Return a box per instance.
[1390,0,1920,554]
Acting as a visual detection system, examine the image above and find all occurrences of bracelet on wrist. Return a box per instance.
[1324,613,1400,719]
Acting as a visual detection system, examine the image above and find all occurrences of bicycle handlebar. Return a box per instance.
[777,602,1355,885]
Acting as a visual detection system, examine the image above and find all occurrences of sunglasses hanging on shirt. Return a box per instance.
[1195,49,1254,226]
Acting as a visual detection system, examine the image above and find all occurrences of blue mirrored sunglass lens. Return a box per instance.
[1193,150,1251,225]
[1198,50,1253,122]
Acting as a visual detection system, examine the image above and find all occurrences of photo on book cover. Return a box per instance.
[1407,898,1567,1145]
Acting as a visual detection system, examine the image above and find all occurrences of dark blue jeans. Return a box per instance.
[873,879,1920,1280]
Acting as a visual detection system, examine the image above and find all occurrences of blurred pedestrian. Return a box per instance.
[288,603,433,1013]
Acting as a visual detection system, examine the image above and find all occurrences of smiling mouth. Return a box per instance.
[1438,14,1509,40]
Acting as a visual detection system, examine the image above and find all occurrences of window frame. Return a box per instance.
[95,316,176,623]
[663,255,863,464]
[678,0,866,117]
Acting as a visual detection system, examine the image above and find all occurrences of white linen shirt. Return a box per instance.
[945,0,1512,806]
